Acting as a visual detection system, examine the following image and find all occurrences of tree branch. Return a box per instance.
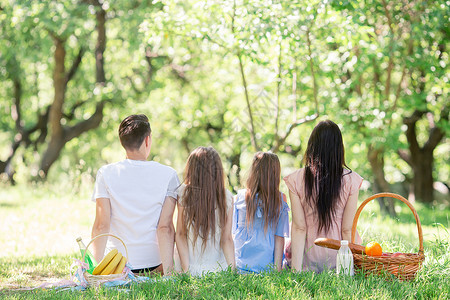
[291,70,297,122]
[63,99,90,121]
[274,40,282,143]
[30,105,51,148]
[169,62,188,83]
[306,28,319,114]
[65,47,85,84]
[403,110,426,155]
[424,106,449,151]
[271,113,318,153]
[231,1,258,151]
[397,149,412,166]
[381,0,396,101]
[11,78,23,135]
[144,46,155,83]
[64,100,106,142]
[126,75,145,94]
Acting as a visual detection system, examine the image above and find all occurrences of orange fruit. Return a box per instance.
[365,241,382,256]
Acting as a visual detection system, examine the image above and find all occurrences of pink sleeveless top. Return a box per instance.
[284,168,363,273]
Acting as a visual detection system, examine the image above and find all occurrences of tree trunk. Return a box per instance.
[39,34,106,177]
[399,109,447,203]
[39,37,66,177]
[367,145,396,217]
[411,151,435,203]
[48,38,66,140]
[40,101,105,176]
[95,4,106,84]
[39,137,65,177]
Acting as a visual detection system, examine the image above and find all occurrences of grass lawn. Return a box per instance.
[0,182,449,299]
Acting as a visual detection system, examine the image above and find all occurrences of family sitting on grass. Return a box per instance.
[90,114,363,276]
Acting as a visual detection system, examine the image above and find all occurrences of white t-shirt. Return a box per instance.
[92,159,180,269]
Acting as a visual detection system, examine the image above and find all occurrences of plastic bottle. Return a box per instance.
[336,240,354,276]
[76,237,98,274]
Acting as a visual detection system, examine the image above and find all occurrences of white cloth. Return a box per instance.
[175,184,233,276]
[92,159,180,269]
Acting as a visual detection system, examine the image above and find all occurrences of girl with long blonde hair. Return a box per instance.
[175,146,235,275]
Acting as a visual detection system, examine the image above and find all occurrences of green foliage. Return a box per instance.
[0,0,448,199]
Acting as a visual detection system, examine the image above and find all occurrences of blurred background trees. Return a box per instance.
[0,0,448,209]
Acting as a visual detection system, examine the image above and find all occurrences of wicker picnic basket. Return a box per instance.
[351,193,425,281]
[83,233,129,286]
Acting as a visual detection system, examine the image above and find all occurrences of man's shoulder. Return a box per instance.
[149,161,177,174]
[97,160,126,173]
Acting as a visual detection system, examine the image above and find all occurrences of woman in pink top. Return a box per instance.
[284,120,363,273]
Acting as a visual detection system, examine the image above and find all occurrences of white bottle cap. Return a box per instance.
[341,240,349,246]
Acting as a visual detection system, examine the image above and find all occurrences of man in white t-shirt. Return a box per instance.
[91,114,180,275]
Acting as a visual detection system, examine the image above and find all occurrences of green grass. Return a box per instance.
[0,183,449,299]
[0,182,94,257]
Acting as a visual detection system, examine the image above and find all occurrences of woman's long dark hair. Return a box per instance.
[245,152,282,233]
[303,120,351,233]
[182,146,227,251]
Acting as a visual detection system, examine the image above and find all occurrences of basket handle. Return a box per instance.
[83,233,129,262]
[351,192,424,254]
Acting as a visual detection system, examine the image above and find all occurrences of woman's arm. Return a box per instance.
[341,188,360,242]
[289,190,307,272]
[175,204,190,273]
[220,202,236,269]
[274,236,285,271]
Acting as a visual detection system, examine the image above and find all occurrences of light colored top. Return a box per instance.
[284,168,363,273]
[92,159,180,269]
[233,189,290,273]
[177,184,233,276]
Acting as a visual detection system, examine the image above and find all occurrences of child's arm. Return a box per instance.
[289,190,307,272]
[220,200,236,269]
[175,204,190,273]
[274,236,285,271]
[157,196,177,275]
[274,193,289,271]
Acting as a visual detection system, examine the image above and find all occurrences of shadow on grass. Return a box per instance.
[0,254,74,291]
[359,199,450,228]
[394,202,450,228]
[0,202,19,209]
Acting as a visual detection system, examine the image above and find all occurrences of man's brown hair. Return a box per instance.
[118,114,151,150]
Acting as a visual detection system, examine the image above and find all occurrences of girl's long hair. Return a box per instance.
[303,120,351,233]
[245,152,282,233]
[182,146,227,251]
